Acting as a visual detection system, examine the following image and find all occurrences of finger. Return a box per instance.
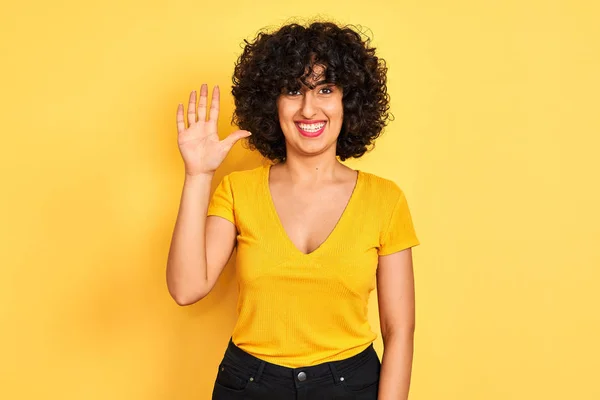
[176,103,185,134]
[187,90,197,125]
[197,83,208,122]
[221,130,252,151]
[208,85,220,123]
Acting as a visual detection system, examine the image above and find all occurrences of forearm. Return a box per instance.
[378,330,414,400]
[166,172,213,304]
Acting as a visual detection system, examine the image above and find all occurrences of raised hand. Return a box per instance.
[176,84,251,176]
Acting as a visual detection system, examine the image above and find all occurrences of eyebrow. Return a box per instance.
[284,80,328,90]
[298,78,331,90]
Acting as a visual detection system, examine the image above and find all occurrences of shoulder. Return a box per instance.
[359,170,405,204]
[222,164,264,181]
[220,164,267,194]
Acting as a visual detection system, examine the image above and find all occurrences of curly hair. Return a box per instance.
[231,21,392,163]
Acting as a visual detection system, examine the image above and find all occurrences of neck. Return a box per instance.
[278,154,344,184]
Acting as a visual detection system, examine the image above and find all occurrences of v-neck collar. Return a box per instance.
[263,163,362,257]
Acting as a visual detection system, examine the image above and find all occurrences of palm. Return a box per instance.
[176,84,250,175]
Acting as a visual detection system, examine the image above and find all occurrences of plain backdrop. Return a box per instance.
[1,1,599,399]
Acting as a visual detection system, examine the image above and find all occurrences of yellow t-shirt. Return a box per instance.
[207,164,419,368]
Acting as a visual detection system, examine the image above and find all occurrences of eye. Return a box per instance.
[286,89,302,96]
[319,86,334,94]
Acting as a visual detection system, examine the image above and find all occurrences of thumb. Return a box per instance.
[222,130,252,150]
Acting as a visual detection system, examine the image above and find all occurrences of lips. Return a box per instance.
[295,121,326,138]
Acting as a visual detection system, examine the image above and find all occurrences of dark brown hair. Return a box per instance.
[231,21,392,163]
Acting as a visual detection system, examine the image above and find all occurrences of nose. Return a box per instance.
[300,91,317,118]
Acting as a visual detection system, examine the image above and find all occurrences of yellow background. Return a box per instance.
[1,0,599,399]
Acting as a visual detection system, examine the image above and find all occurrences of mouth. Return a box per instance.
[295,121,326,138]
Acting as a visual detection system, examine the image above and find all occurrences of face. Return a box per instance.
[276,64,344,159]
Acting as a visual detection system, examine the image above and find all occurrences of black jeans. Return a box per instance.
[212,338,381,400]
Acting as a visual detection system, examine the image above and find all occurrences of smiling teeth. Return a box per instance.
[298,122,325,132]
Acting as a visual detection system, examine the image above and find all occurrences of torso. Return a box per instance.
[267,163,359,255]
[206,164,419,366]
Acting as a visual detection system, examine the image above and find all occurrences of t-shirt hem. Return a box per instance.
[207,210,235,225]
[232,340,376,368]
[378,239,420,256]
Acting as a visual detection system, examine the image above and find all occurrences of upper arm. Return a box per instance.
[376,247,416,339]
[378,187,419,256]
[204,215,237,291]
[204,173,238,295]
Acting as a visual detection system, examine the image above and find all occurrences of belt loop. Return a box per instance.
[328,362,343,385]
[253,361,266,383]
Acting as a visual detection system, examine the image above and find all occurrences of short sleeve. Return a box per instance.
[378,190,420,256]
[207,174,235,225]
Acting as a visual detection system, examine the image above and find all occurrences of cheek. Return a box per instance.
[325,104,344,123]
[323,97,344,122]
[277,102,297,121]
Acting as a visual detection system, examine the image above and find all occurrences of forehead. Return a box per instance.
[306,64,326,80]
[298,63,328,88]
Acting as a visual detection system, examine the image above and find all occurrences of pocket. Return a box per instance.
[215,362,252,392]
[340,351,381,394]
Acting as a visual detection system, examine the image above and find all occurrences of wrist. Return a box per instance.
[184,171,214,183]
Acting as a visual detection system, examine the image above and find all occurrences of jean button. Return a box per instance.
[297,371,307,381]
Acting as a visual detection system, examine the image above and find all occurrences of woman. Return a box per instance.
[166,21,420,400]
